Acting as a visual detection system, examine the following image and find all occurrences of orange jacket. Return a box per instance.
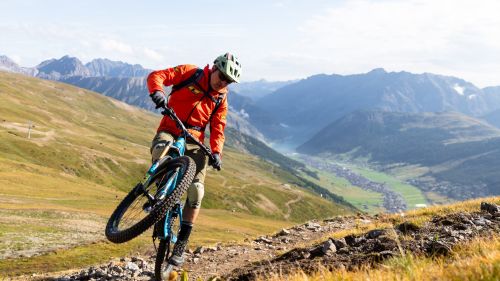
[147,64,228,154]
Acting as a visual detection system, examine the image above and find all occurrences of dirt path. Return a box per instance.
[283,193,303,220]
[184,218,355,280]
[42,217,358,281]
[212,173,228,188]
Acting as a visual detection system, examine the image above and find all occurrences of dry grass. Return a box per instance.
[260,234,500,281]
[384,196,500,227]
[258,196,500,281]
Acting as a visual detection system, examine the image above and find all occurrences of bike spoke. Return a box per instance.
[120,196,149,228]
[119,184,161,230]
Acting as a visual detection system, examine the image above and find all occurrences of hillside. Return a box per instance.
[482,107,500,128]
[228,92,289,140]
[298,110,500,200]
[0,71,355,277]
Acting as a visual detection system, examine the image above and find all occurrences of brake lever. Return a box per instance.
[160,105,221,171]
[160,106,173,116]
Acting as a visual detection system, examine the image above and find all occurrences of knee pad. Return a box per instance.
[186,182,205,209]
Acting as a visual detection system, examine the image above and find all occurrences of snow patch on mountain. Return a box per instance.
[453,84,465,95]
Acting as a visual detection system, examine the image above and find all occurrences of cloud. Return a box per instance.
[100,39,133,54]
[142,48,164,61]
[291,0,500,86]
[9,54,22,64]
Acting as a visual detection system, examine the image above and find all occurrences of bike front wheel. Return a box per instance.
[105,156,195,243]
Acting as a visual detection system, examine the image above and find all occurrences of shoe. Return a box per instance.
[168,239,187,266]
[161,264,177,280]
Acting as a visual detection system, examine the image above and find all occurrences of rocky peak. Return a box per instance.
[367,68,387,74]
[0,55,19,70]
[85,58,150,77]
[0,55,38,76]
[36,55,90,79]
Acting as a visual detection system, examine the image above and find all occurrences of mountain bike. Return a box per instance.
[104,105,219,280]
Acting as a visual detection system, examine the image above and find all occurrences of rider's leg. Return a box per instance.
[182,206,200,222]
[150,131,175,162]
[182,143,208,223]
[169,144,208,266]
[183,181,204,222]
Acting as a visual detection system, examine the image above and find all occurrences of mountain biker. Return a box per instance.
[146,53,242,267]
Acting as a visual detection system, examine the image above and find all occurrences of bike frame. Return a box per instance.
[148,106,215,245]
[152,136,186,243]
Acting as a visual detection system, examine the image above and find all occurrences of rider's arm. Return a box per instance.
[209,97,228,155]
[146,64,198,94]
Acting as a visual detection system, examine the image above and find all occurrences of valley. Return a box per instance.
[292,153,427,213]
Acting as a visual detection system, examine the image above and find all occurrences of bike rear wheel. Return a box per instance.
[105,156,195,243]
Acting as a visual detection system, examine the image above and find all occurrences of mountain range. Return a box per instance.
[229,79,297,101]
[3,54,500,201]
[253,68,500,145]
[6,55,500,144]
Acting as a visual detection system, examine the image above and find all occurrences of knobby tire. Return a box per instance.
[105,156,195,243]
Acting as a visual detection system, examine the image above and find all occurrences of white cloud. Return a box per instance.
[100,39,133,54]
[290,0,500,86]
[2,1,500,86]
[142,48,164,61]
[9,54,21,64]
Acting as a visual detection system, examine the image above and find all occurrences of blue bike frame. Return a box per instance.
[150,136,187,242]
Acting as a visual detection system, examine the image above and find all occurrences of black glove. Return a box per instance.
[150,91,166,109]
[211,153,222,170]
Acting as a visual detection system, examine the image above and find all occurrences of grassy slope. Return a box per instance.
[0,72,354,276]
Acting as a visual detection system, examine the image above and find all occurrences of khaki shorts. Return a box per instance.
[150,131,208,184]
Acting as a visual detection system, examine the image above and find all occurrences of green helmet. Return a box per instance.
[214,53,242,83]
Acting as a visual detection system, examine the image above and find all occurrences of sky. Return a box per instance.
[1,0,500,87]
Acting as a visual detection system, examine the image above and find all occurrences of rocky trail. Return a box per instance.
[44,202,500,281]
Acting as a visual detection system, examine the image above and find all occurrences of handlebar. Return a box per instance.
[160,105,220,170]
